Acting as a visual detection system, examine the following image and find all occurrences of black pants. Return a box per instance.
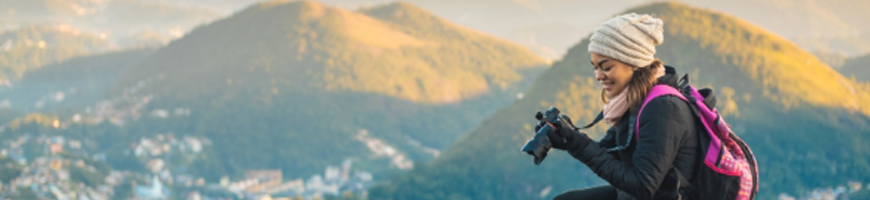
[553,185,618,200]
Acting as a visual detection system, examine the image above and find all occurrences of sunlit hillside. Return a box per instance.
[368,2,870,199]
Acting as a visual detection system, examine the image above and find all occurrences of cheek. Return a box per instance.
[614,71,633,86]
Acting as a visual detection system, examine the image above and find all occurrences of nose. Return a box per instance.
[595,69,605,81]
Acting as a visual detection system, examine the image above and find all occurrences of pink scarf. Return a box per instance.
[603,66,666,125]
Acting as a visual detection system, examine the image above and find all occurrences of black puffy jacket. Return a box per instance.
[567,66,702,200]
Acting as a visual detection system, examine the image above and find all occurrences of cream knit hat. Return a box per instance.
[588,13,664,68]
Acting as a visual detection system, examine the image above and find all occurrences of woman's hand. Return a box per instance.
[534,118,593,151]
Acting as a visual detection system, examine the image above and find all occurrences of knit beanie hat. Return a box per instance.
[588,13,664,68]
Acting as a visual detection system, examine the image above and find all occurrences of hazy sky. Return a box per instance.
[4,0,869,58]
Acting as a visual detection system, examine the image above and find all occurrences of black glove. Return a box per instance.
[534,116,592,151]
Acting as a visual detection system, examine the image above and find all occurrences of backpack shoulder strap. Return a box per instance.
[634,85,688,139]
[636,84,697,189]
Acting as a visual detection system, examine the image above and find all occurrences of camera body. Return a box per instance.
[521,106,564,165]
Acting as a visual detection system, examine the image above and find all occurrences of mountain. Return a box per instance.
[811,50,848,68]
[367,2,870,200]
[85,0,549,180]
[116,0,545,103]
[0,48,155,112]
[794,35,870,58]
[841,54,870,82]
[0,26,112,80]
[314,0,649,59]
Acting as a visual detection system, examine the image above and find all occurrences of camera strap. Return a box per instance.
[576,111,605,130]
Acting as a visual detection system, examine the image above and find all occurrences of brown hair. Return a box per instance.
[601,59,664,108]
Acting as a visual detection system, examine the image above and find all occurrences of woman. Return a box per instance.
[543,13,701,200]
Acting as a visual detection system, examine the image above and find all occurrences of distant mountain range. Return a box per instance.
[841,54,870,82]
[3,0,549,182]
[0,26,113,80]
[2,48,155,111]
[368,2,870,199]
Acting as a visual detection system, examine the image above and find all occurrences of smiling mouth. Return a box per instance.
[602,82,614,90]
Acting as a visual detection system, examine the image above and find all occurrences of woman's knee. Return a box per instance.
[552,185,617,200]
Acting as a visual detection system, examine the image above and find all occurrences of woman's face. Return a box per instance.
[591,53,636,98]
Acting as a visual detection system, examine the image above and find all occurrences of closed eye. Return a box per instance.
[592,59,610,69]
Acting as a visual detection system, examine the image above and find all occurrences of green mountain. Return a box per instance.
[92,0,548,180]
[0,26,112,80]
[0,48,155,112]
[116,0,545,104]
[368,2,870,200]
[841,54,870,82]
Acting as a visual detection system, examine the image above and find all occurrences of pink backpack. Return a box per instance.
[636,84,759,200]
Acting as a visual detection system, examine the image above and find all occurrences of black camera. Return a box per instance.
[521,106,576,165]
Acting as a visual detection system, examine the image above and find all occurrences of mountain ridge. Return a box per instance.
[367,2,870,199]
[0,25,112,80]
[64,0,551,180]
[841,54,870,82]
[114,0,547,104]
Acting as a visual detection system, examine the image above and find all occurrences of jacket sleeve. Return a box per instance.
[566,96,690,199]
[597,126,618,149]
[597,126,622,160]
